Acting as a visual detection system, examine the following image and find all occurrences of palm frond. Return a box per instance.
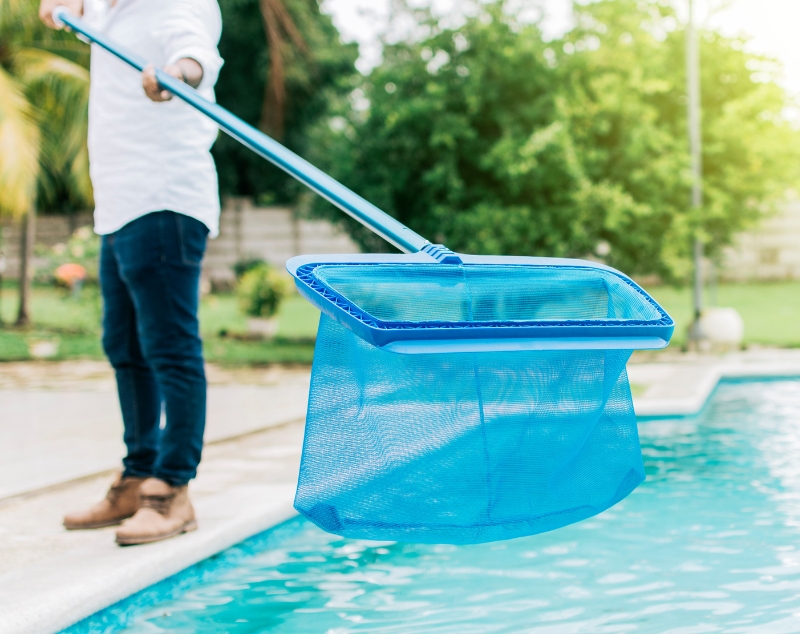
[15,46,90,86]
[0,64,40,216]
[0,0,45,47]
[0,0,34,13]
[15,46,90,208]
[1,0,90,70]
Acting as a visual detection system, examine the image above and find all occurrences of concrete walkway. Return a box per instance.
[3,351,800,633]
[0,362,310,499]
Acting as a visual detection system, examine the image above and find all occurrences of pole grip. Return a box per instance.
[52,7,430,254]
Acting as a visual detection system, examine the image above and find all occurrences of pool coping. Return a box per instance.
[64,516,309,632]
[630,351,800,418]
[0,484,297,634]
[0,479,298,634]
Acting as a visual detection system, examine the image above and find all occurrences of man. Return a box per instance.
[39,0,223,545]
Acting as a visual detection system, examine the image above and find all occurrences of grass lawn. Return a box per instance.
[644,280,800,349]
[3,279,800,362]
[0,281,319,364]
[199,293,319,340]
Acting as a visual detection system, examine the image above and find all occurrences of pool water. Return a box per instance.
[76,380,800,633]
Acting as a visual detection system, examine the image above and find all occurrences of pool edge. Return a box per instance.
[633,354,800,419]
[0,486,297,634]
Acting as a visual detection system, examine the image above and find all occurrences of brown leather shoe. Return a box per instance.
[63,473,145,530]
[115,478,197,546]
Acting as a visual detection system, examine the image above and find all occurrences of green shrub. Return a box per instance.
[232,257,266,280]
[237,263,290,318]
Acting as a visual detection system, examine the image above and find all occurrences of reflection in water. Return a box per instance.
[116,381,800,633]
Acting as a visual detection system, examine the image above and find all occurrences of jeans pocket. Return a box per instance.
[176,214,209,267]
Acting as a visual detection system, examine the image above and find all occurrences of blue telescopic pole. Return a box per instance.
[53,7,429,255]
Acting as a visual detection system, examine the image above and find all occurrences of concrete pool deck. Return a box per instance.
[628,348,800,416]
[3,350,800,633]
[0,362,312,500]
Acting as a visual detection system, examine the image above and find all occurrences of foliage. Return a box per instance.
[213,0,358,205]
[232,257,267,280]
[560,0,800,279]
[34,225,100,285]
[0,57,39,217]
[237,263,291,317]
[0,0,91,216]
[308,0,800,282]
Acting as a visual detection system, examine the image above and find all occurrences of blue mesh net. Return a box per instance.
[295,313,645,544]
[311,263,663,325]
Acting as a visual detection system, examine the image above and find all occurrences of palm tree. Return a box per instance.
[0,0,91,325]
[258,0,311,138]
[0,62,38,326]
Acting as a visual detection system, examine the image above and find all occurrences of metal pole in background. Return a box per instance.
[687,0,705,340]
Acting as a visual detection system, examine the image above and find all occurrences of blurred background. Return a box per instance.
[3,0,800,364]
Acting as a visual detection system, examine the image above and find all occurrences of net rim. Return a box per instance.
[296,262,673,332]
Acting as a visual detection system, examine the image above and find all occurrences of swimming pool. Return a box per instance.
[70,379,800,632]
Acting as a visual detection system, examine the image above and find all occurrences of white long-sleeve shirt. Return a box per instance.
[83,0,224,237]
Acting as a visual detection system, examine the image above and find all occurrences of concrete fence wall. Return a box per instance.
[204,197,359,288]
[721,199,800,282]
[0,198,360,286]
[2,197,800,285]
[0,213,94,280]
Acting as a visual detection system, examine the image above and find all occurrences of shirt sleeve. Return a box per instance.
[154,0,224,91]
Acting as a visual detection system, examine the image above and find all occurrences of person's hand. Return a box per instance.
[39,0,83,29]
[142,64,183,102]
[142,60,202,102]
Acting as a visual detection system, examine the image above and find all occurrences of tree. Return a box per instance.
[559,0,800,280]
[213,0,358,204]
[258,0,310,138]
[0,0,91,323]
[309,0,800,281]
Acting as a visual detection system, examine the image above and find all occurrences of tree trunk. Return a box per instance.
[15,208,36,327]
[0,230,5,326]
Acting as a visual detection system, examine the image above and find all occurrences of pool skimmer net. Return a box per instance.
[57,7,675,544]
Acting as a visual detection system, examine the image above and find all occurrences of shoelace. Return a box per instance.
[140,493,175,516]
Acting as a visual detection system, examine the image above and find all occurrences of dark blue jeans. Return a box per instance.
[100,211,209,486]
